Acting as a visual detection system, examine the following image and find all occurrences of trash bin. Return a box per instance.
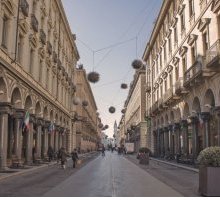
[139,152,149,165]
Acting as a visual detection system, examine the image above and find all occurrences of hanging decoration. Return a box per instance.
[109,106,116,114]
[132,59,143,69]
[87,71,100,83]
[82,100,89,107]
[121,83,128,89]
[98,123,104,129]
[121,109,126,114]
[73,97,81,105]
[104,125,109,129]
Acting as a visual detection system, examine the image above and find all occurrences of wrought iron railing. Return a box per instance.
[206,39,220,67]
[184,56,204,84]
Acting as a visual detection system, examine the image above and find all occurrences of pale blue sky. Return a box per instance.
[62,0,163,137]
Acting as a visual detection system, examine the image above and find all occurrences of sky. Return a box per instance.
[62,0,163,138]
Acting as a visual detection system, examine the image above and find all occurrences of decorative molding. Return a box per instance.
[179,46,188,57]
[211,0,220,13]
[1,0,15,16]
[166,65,173,73]
[187,34,198,46]
[29,34,38,48]
[198,18,211,32]
[178,4,186,15]
[172,57,180,66]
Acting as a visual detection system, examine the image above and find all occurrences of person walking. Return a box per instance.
[47,146,54,162]
[102,145,105,157]
[71,149,79,168]
[60,147,67,169]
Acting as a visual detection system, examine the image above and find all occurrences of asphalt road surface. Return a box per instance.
[44,152,182,197]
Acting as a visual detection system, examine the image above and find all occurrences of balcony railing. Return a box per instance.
[40,29,46,45]
[184,56,204,86]
[206,39,220,68]
[163,87,173,103]
[31,14,38,32]
[152,100,158,113]
[20,0,29,17]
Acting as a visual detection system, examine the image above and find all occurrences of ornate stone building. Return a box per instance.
[119,68,147,152]
[0,0,79,169]
[74,67,100,152]
[143,0,220,161]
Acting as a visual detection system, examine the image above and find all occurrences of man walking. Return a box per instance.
[71,149,79,168]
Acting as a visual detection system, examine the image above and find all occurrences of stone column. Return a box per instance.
[190,116,199,162]
[215,107,220,146]
[36,118,43,159]
[181,120,189,155]
[14,109,25,163]
[201,112,211,148]
[169,124,174,155]
[164,127,169,155]
[25,114,35,164]
[174,123,181,155]
[160,128,165,157]
[0,103,11,170]
[66,129,71,153]
[43,121,50,158]
[157,128,161,157]
[140,122,147,148]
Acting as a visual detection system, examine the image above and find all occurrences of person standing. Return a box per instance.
[47,146,54,162]
[71,149,79,168]
[102,145,105,156]
[60,147,67,169]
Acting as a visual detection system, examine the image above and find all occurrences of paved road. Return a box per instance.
[44,152,182,197]
[125,154,199,197]
[0,153,97,197]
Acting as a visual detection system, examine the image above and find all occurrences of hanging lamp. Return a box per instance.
[132,59,143,69]
[109,106,116,114]
[87,71,100,83]
[121,83,128,89]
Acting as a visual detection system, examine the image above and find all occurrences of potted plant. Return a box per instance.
[138,147,150,165]
[197,146,220,196]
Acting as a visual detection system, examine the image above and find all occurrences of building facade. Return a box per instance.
[0,0,79,169]
[120,69,147,153]
[143,0,220,161]
[75,67,100,153]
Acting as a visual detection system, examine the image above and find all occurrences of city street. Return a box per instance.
[0,151,200,197]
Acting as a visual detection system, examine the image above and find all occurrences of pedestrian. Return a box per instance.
[47,146,54,162]
[71,149,79,168]
[60,147,67,169]
[102,145,105,156]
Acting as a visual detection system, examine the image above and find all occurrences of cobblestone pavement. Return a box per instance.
[0,152,99,197]
[124,154,199,197]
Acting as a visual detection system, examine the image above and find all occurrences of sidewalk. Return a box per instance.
[125,153,199,173]
[0,151,99,181]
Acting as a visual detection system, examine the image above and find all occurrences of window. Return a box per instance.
[160,85,163,98]
[191,45,197,64]
[1,16,9,48]
[202,32,209,54]
[169,74,173,88]
[180,11,185,31]
[39,60,43,83]
[29,49,34,74]
[164,80,167,91]
[175,66,179,81]
[174,26,178,44]
[189,0,194,18]
[17,34,24,64]
[168,37,172,54]
[46,68,49,89]
[182,57,187,75]
[164,43,167,63]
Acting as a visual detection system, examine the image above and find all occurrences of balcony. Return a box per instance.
[152,101,159,113]
[163,87,173,104]
[40,29,46,45]
[174,78,188,96]
[20,0,29,17]
[47,41,52,55]
[206,39,220,69]
[31,14,38,32]
[183,57,204,88]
